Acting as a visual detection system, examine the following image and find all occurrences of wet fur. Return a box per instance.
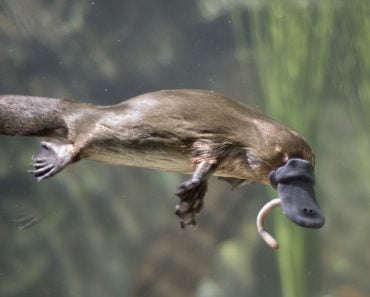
[0,89,314,183]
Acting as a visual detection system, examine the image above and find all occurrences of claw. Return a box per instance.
[29,164,54,175]
[175,179,207,229]
[28,141,75,181]
[174,161,216,229]
[34,158,48,165]
[256,198,281,249]
[175,201,198,229]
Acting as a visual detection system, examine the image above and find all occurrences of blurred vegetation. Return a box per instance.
[251,1,333,297]
[0,1,369,297]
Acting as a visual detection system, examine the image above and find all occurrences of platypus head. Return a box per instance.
[269,158,325,228]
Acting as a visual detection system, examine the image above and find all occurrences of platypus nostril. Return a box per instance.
[302,208,315,216]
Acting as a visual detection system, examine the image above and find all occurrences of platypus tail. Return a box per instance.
[0,95,77,137]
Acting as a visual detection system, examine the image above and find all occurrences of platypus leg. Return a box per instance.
[29,140,79,181]
[175,161,217,228]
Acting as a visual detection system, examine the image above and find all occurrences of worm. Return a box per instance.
[256,198,281,249]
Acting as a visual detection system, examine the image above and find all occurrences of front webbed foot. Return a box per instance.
[29,141,75,181]
[175,179,208,229]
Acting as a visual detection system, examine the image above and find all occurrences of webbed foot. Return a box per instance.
[175,179,208,228]
[174,161,217,228]
[29,141,75,181]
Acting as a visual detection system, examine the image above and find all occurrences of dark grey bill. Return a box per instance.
[269,158,325,228]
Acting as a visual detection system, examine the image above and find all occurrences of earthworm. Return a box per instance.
[256,198,281,249]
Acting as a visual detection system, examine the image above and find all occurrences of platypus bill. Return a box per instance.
[0,89,325,248]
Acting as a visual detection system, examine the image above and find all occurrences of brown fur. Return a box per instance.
[0,89,314,183]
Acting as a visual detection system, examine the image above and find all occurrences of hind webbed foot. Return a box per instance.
[174,161,217,229]
[29,141,75,181]
[175,179,207,228]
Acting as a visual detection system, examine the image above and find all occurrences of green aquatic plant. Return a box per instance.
[249,1,334,296]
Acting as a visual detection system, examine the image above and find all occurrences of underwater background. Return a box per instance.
[0,1,369,296]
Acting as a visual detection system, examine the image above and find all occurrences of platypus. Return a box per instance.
[0,89,324,248]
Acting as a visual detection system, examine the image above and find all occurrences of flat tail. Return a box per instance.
[0,95,68,137]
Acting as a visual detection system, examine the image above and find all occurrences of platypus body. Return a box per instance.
[0,89,324,234]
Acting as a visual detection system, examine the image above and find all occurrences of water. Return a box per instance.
[0,1,369,296]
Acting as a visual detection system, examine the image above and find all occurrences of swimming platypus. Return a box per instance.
[0,89,324,248]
